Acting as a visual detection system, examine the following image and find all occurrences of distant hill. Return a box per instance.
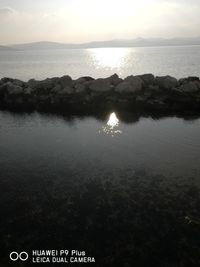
[9,41,75,50]
[6,37,200,50]
[81,37,200,48]
[0,45,14,51]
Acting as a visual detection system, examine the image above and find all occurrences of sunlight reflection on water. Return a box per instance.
[100,112,122,137]
[88,47,131,68]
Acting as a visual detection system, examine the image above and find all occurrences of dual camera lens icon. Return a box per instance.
[10,251,29,261]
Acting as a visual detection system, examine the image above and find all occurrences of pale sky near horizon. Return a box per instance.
[0,0,200,45]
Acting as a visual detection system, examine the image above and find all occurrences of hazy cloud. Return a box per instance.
[0,0,200,44]
[0,7,15,17]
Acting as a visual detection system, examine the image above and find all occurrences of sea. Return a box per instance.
[0,45,200,81]
[0,45,200,266]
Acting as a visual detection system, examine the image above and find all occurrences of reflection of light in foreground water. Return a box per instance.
[107,112,119,128]
[100,112,122,137]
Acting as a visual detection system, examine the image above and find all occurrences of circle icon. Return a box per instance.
[19,252,29,261]
[9,252,19,261]
[9,251,29,261]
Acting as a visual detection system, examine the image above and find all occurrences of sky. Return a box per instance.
[0,0,200,45]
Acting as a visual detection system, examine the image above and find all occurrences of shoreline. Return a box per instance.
[0,74,200,115]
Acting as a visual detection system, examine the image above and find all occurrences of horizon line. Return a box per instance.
[2,35,200,47]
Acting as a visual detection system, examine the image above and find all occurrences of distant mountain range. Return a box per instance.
[0,45,14,51]
[1,37,200,50]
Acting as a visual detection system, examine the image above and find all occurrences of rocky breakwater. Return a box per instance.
[0,74,200,114]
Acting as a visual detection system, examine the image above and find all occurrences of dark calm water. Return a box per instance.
[0,45,200,81]
[0,111,200,266]
[0,111,200,178]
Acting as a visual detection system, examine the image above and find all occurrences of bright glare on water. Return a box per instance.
[101,112,122,136]
[88,48,130,68]
[107,112,119,128]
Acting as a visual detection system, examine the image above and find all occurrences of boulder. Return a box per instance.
[6,82,23,95]
[74,76,94,93]
[155,76,178,90]
[74,83,86,93]
[24,87,35,95]
[179,76,200,85]
[115,76,143,93]
[179,81,200,93]
[28,78,59,92]
[27,79,41,90]
[138,74,155,85]
[13,79,25,87]
[147,85,160,93]
[107,74,123,86]
[187,76,199,82]
[76,76,94,83]
[52,82,74,95]
[42,78,56,90]
[59,75,73,88]
[89,78,111,92]
[1,77,14,83]
[58,86,74,95]
[51,84,63,94]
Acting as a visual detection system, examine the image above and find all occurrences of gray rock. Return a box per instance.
[24,87,35,95]
[6,82,23,95]
[75,77,87,84]
[42,78,56,90]
[139,74,155,85]
[59,75,73,88]
[89,78,111,92]
[179,76,200,86]
[27,79,40,89]
[51,85,63,94]
[187,76,199,82]
[13,79,25,87]
[50,77,60,83]
[1,77,14,83]
[28,78,58,92]
[116,76,143,93]
[107,74,123,86]
[74,83,86,93]
[180,81,200,93]
[155,76,178,90]
[76,76,94,83]
[1,73,200,113]
[58,86,74,95]
[148,85,160,92]
[74,76,93,93]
